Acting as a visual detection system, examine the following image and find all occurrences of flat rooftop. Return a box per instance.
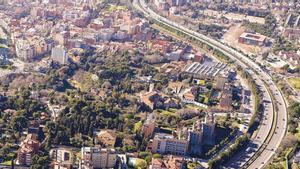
[239,32,266,42]
[185,61,227,77]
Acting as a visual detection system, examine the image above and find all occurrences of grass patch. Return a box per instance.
[295,128,300,140]
[1,161,12,166]
[185,104,205,110]
[157,109,176,116]
[198,80,206,86]
[0,44,8,48]
[288,78,300,91]
[107,5,127,12]
[0,64,14,70]
[134,121,142,133]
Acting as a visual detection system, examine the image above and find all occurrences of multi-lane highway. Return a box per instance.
[133,1,288,168]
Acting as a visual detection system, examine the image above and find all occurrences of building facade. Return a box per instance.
[151,133,188,156]
[51,45,69,65]
[81,147,117,169]
[17,134,40,166]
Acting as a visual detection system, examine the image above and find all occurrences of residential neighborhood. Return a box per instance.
[0,0,299,169]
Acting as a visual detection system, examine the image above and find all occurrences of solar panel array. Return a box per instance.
[185,62,227,77]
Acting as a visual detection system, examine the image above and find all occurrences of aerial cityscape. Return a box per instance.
[0,0,299,169]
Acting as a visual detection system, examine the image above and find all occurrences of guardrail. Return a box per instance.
[241,81,277,168]
[133,1,286,169]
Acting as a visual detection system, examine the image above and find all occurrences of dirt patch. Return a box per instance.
[223,24,262,55]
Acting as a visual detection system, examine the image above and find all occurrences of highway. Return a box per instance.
[133,1,288,168]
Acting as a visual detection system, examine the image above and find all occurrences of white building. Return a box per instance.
[151,133,189,156]
[51,45,69,65]
[16,39,36,61]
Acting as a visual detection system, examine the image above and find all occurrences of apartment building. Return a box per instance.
[17,134,40,166]
[50,146,74,168]
[81,147,117,169]
[51,45,69,65]
[151,133,188,156]
[96,130,117,148]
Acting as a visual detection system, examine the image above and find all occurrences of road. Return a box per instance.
[133,1,288,168]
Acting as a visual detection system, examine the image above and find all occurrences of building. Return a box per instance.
[16,39,36,61]
[293,151,300,163]
[151,133,189,156]
[96,130,117,148]
[214,77,227,90]
[50,147,74,169]
[194,52,205,63]
[179,120,203,156]
[153,0,170,11]
[182,91,195,103]
[279,51,300,67]
[168,82,183,95]
[140,91,164,110]
[149,156,185,169]
[142,113,157,138]
[0,45,8,60]
[81,147,117,169]
[51,45,69,65]
[17,134,40,166]
[219,85,233,111]
[283,28,300,43]
[238,32,266,46]
[184,61,228,78]
[164,98,179,109]
[202,113,216,145]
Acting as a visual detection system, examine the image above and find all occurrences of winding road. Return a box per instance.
[133,1,288,168]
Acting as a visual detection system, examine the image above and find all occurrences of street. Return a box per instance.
[133,1,288,168]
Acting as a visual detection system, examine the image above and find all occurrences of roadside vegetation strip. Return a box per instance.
[207,134,250,169]
[241,81,277,168]
[152,20,234,65]
[134,3,264,168]
[150,11,263,169]
[133,2,286,168]
[287,78,300,91]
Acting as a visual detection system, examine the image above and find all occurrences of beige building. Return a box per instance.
[17,134,40,166]
[50,147,74,169]
[81,147,117,169]
[97,130,117,148]
[150,156,185,169]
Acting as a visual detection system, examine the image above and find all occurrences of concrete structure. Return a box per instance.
[283,28,300,42]
[0,45,8,60]
[238,32,266,46]
[16,39,36,61]
[51,45,69,65]
[142,113,157,138]
[17,134,40,166]
[179,120,203,156]
[202,113,216,145]
[133,1,287,168]
[151,133,189,156]
[96,130,117,148]
[149,156,185,169]
[81,147,117,169]
[50,147,74,169]
[279,51,300,67]
[184,61,227,78]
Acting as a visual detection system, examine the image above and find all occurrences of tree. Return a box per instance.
[11,116,27,132]
[282,64,290,72]
[30,154,50,169]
